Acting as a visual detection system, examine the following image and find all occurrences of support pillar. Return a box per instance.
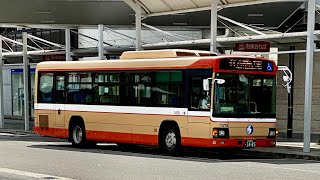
[210,0,217,53]
[65,28,71,61]
[135,5,142,51]
[0,36,4,129]
[303,0,316,153]
[23,32,30,131]
[287,46,295,138]
[98,24,104,60]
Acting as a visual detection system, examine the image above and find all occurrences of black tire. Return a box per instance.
[160,125,182,155]
[70,122,87,148]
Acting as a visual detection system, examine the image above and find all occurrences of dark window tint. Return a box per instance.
[152,71,183,107]
[93,73,120,104]
[38,73,54,103]
[124,72,152,106]
[66,72,94,104]
[55,75,65,103]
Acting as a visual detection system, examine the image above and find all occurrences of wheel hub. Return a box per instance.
[73,126,83,144]
[165,131,176,148]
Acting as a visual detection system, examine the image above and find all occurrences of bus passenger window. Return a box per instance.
[93,73,120,105]
[152,71,183,107]
[55,75,65,103]
[39,73,54,103]
[191,77,210,110]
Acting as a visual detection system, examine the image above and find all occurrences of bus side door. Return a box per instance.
[54,73,66,127]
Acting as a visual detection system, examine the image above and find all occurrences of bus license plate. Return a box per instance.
[245,140,256,148]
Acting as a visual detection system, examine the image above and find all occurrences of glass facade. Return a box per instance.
[11,68,35,117]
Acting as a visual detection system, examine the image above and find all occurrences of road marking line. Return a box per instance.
[0,133,30,137]
[0,167,75,180]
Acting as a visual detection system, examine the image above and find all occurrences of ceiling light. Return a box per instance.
[249,23,265,26]
[172,22,188,25]
[248,14,264,17]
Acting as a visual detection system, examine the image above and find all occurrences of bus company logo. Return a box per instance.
[246,125,254,135]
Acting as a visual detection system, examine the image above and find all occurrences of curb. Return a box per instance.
[244,149,320,161]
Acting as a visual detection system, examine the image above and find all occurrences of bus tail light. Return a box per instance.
[213,128,229,138]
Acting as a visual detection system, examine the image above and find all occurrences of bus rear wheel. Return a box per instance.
[70,122,88,148]
[160,125,181,155]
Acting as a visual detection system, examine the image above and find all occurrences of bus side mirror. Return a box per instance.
[283,75,290,82]
[282,75,291,94]
[278,66,292,94]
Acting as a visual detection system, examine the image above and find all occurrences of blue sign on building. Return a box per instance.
[11,68,35,74]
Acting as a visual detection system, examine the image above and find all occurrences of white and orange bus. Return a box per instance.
[34,49,291,154]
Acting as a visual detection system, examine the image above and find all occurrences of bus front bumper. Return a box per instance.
[209,138,276,148]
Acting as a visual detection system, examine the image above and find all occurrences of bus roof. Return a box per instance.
[36,49,274,72]
[36,56,217,72]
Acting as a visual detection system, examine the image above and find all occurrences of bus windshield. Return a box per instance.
[213,73,276,118]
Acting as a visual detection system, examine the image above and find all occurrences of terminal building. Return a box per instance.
[0,0,320,139]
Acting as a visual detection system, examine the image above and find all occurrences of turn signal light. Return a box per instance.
[213,129,219,137]
[212,128,229,138]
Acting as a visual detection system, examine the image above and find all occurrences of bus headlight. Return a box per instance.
[219,130,226,137]
[213,128,229,138]
[268,128,277,138]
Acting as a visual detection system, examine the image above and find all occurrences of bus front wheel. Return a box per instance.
[160,125,181,155]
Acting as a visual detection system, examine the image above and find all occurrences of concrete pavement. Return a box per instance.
[1,119,320,161]
[245,138,320,161]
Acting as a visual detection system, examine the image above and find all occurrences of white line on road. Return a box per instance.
[0,133,30,137]
[0,167,76,180]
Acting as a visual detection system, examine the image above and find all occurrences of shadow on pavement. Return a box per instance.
[27,141,320,165]
[1,133,319,164]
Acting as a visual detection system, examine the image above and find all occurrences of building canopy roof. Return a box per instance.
[0,0,305,28]
[124,0,305,17]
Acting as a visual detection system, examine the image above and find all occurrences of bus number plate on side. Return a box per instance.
[245,140,256,148]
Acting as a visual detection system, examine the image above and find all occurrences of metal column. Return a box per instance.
[135,5,142,51]
[210,0,217,53]
[65,28,71,61]
[287,46,295,138]
[0,36,4,128]
[23,32,30,131]
[98,24,104,60]
[303,0,316,153]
